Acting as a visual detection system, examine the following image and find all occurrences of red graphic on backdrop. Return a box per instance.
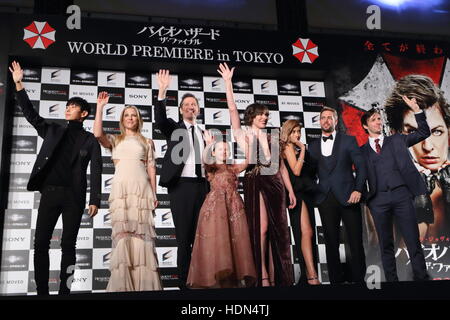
[23,21,56,49]
[339,53,449,147]
[382,53,445,84]
[292,38,319,63]
[363,40,445,56]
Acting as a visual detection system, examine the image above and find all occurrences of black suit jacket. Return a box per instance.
[154,98,204,189]
[309,132,367,206]
[15,89,102,208]
[361,112,430,201]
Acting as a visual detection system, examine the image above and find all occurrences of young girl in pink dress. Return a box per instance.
[187,133,257,288]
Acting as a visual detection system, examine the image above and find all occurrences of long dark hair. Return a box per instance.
[385,74,450,132]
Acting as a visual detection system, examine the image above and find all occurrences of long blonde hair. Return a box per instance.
[280,119,301,156]
[115,105,149,152]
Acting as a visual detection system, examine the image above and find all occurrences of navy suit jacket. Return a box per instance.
[361,112,430,201]
[309,133,367,206]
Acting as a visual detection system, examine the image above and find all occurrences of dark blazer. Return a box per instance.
[309,132,367,206]
[154,98,203,189]
[15,89,102,208]
[361,112,430,201]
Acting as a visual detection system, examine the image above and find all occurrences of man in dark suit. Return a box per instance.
[154,70,207,288]
[9,61,102,295]
[309,106,367,284]
[360,96,430,281]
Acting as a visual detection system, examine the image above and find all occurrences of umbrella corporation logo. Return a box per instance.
[292,38,319,64]
[23,21,56,50]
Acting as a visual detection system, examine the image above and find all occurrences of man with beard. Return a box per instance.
[309,106,367,284]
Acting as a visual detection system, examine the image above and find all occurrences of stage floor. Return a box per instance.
[2,280,450,300]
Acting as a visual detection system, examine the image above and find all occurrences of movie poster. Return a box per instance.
[334,39,450,280]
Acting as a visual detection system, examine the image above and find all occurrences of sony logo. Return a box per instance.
[128,94,148,99]
[5,237,26,242]
[11,161,32,166]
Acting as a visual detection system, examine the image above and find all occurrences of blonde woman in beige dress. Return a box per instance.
[94,91,162,291]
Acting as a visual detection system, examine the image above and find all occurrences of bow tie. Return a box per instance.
[322,135,333,142]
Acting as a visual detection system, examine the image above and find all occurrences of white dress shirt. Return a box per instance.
[321,131,337,157]
[181,121,205,178]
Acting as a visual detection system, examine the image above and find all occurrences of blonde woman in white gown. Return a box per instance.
[94,91,162,291]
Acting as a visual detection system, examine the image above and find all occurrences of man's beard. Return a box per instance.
[321,125,334,133]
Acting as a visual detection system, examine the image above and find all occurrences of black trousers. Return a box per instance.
[34,185,84,295]
[368,186,429,282]
[318,192,366,284]
[169,178,207,287]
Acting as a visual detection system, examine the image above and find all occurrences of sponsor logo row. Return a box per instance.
[19,86,326,121]
[10,126,322,159]
[3,209,175,230]
[22,68,326,97]
[0,267,180,293]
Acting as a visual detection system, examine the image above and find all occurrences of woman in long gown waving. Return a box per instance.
[94,92,162,291]
[218,63,296,287]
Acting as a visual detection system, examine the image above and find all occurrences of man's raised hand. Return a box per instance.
[9,61,24,84]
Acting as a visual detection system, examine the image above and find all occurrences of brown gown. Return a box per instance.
[244,134,294,287]
[187,164,257,288]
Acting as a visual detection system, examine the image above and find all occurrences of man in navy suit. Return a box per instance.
[309,106,367,284]
[360,96,430,281]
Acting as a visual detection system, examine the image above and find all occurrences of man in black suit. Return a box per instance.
[154,70,207,288]
[309,106,367,284]
[9,61,102,295]
[360,97,430,281]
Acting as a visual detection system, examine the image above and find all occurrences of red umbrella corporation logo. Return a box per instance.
[292,38,319,63]
[23,21,56,49]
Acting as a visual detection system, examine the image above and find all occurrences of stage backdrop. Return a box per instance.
[0,65,328,294]
[1,12,449,295]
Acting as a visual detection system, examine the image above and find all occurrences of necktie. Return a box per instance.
[375,138,381,154]
[322,135,333,142]
[191,125,202,177]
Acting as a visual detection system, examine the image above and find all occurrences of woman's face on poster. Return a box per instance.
[403,103,449,172]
